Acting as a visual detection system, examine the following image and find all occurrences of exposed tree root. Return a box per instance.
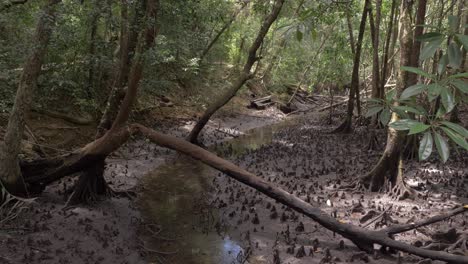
[331,118,352,134]
[366,129,380,151]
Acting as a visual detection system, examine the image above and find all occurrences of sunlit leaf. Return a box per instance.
[408,122,430,135]
[433,131,449,163]
[388,119,418,130]
[419,132,433,161]
[448,15,459,32]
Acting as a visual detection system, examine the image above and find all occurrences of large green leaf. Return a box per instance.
[420,37,444,61]
[392,105,424,115]
[379,108,391,126]
[365,106,383,117]
[449,72,468,79]
[417,32,444,42]
[440,88,455,112]
[408,122,430,135]
[419,132,433,161]
[447,42,462,68]
[441,121,468,138]
[427,83,442,101]
[401,66,434,79]
[388,119,418,130]
[441,127,468,150]
[451,79,468,93]
[433,131,449,163]
[386,89,396,101]
[456,34,468,50]
[448,15,459,32]
[438,54,448,75]
[400,84,427,99]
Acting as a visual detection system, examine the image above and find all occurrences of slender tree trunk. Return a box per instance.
[0,0,61,193]
[361,0,414,199]
[346,7,355,56]
[67,0,160,204]
[199,2,247,62]
[334,0,370,133]
[408,0,427,86]
[388,4,400,79]
[381,0,397,98]
[369,0,382,100]
[450,0,466,123]
[187,0,285,143]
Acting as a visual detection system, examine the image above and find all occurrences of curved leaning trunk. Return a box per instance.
[0,0,61,193]
[187,0,285,143]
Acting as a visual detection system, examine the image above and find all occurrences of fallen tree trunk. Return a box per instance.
[20,121,468,262]
[136,124,468,264]
[32,108,94,125]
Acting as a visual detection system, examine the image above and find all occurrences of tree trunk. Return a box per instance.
[369,0,382,100]
[408,0,427,86]
[346,6,355,56]
[0,0,61,193]
[187,0,285,143]
[361,0,414,198]
[67,0,160,204]
[333,0,369,133]
[380,0,397,99]
[199,2,247,62]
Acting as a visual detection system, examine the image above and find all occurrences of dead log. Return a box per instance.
[32,108,94,125]
[135,124,468,264]
[250,96,274,109]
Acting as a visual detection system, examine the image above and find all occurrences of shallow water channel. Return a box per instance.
[139,119,297,264]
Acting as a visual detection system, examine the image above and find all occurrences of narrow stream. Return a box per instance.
[139,119,297,264]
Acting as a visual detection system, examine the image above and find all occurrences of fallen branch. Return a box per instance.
[135,124,468,264]
[32,108,94,125]
[382,206,468,235]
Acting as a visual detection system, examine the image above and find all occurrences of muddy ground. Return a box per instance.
[0,96,467,264]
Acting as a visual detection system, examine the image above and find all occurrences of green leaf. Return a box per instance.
[438,54,448,75]
[392,105,423,115]
[417,32,444,42]
[388,119,417,130]
[441,121,468,138]
[296,28,303,42]
[420,37,444,61]
[441,127,468,150]
[451,79,468,93]
[440,88,455,112]
[448,15,459,32]
[419,132,433,161]
[379,108,391,126]
[447,42,462,69]
[365,106,383,117]
[386,89,396,101]
[427,83,442,101]
[408,122,430,135]
[433,131,449,162]
[456,34,468,50]
[401,66,434,79]
[449,72,468,79]
[400,84,427,99]
[367,98,384,104]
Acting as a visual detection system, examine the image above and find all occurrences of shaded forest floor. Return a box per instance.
[0,93,467,264]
